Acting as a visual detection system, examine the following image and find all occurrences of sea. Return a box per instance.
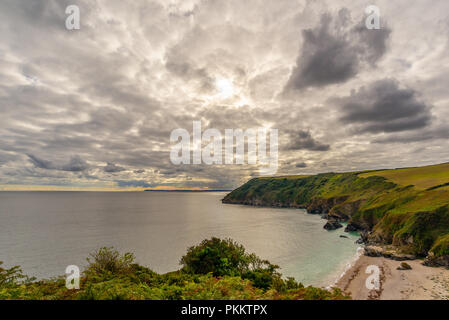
[0,191,361,287]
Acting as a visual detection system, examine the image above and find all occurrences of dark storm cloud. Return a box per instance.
[372,127,449,144]
[335,79,433,133]
[296,162,308,168]
[27,154,54,170]
[103,162,126,173]
[284,9,391,91]
[285,130,330,151]
[27,154,89,172]
[61,155,89,172]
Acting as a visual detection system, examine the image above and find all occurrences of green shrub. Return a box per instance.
[85,247,135,279]
[180,238,247,276]
[430,234,449,257]
[180,238,279,278]
[0,262,34,288]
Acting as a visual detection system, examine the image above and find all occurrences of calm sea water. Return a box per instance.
[0,191,360,287]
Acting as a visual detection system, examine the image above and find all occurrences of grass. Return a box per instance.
[257,175,311,180]
[359,163,449,190]
[223,162,449,258]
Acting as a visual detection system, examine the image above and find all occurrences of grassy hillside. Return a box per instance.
[223,163,449,261]
[359,163,449,190]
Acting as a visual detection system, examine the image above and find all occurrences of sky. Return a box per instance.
[0,0,448,191]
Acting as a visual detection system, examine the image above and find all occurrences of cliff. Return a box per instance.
[222,163,449,266]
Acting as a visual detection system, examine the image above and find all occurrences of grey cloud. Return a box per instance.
[0,0,80,31]
[116,180,151,188]
[285,9,391,91]
[27,154,89,172]
[27,154,53,170]
[373,127,449,144]
[166,61,215,93]
[61,155,88,172]
[296,162,308,168]
[103,162,126,173]
[1,1,449,190]
[165,52,215,93]
[336,79,433,133]
[286,130,330,151]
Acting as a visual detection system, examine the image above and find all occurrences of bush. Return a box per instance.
[0,262,33,288]
[180,238,278,276]
[180,238,247,276]
[430,233,449,257]
[180,238,283,290]
[85,247,135,279]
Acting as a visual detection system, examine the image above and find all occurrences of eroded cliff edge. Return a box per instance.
[222,168,449,267]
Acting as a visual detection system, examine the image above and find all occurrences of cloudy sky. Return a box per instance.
[0,0,448,190]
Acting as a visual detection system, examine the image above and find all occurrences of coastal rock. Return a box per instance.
[364,245,416,261]
[355,231,370,244]
[323,220,343,231]
[364,246,383,257]
[306,196,348,215]
[423,252,449,268]
[397,262,412,270]
[344,224,358,232]
[328,199,364,221]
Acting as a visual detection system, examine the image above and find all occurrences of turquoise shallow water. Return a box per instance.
[0,191,360,286]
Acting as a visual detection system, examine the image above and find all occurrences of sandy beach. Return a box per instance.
[335,254,449,300]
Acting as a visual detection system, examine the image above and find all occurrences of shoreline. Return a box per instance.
[333,250,449,300]
[326,246,365,290]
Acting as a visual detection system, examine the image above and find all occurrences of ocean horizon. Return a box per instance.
[0,191,360,287]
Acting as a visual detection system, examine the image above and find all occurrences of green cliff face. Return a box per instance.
[222,163,449,261]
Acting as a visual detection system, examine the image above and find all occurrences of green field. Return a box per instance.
[359,163,449,190]
[223,162,449,261]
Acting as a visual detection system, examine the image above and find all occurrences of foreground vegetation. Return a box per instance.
[223,163,449,263]
[0,238,348,300]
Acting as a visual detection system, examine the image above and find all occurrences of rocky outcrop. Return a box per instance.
[364,245,416,261]
[328,199,364,221]
[323,219,343,231]
[423,252,449,268]
[354,231,371,244]
[306,196,349,214]
[397,262,412,270]
[344,223,359,232]
[221,197,306,209]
